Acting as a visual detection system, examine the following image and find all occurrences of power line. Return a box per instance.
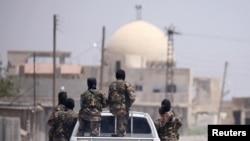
[69,40,102,61]
[9,85,35,105]
[178,32,250,43]
[59,29,88,42]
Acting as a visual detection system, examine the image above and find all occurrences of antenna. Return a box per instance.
[165,25,181,101]
[0,54,2,65]
[135,4,142,20]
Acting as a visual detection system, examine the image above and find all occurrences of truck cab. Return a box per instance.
[70,111,160,141]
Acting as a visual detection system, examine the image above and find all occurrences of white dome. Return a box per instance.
[106,20,168,60]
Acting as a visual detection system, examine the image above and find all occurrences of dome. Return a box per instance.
[106,20,168,60]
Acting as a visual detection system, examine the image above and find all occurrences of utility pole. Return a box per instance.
[33,52,36,107]
[135,4,142,20]
[217,61,228,124]
[33,52,36,141]
[100,26,105,90]
[53,15,57,108]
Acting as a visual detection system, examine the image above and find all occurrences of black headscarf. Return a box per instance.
[161,98,171,113]
[116,69,125,80]
[58,91,67,105]
[65,98,75,109]
[87,77,97,89]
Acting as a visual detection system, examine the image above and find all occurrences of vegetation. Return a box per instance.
[0,60,16,99]
[186,126,207,135]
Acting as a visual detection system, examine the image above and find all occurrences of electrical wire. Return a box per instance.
[178,32,250,43]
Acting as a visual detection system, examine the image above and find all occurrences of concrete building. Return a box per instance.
[231,97,250,125]
[1,19,226,140]
[99,20,192,132]
[191,77,222,129]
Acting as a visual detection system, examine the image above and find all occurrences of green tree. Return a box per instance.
[0,59,16,98]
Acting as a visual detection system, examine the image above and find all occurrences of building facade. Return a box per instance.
[1,19,226,140]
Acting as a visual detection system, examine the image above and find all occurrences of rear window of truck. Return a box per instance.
[82,116,152,134]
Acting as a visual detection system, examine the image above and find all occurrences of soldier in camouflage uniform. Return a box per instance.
[154,99,182,141]
[108,69,136,137]
[78,77,108,136]
[49,98,78,141]
[47,90,68,141]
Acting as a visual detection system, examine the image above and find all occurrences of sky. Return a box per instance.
[0,0,249,100]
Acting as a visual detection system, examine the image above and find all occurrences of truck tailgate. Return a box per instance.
[73,137,156,141]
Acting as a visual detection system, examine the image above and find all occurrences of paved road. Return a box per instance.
[179,135,207,141]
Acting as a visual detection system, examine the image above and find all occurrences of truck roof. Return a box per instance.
[100,110,151,117]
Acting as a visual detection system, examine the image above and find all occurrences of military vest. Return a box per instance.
[81,89,102,111]
[54,104,66,112]
[109,80,127,105]
[157,112,179,139]
[55,110,77,139]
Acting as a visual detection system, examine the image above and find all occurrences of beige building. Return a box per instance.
[84,19,223,132]
[231,97,250,125]
[2,19,226,139]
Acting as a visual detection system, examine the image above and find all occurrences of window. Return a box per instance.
[101,116,115,133]
[127,117,151,134]
[153,88,161,93]
[166,84,176,93]
[135,85,143,92]
[78,115,152,137]
[153,84,177,93]
[115,61,121,72]
[101,116,151,134]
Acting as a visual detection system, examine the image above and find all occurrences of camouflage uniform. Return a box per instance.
[154,110,182,141]
[51,109,78,141]
[108,79,136,137]
[47,104,66,141]
[78,89,108,136]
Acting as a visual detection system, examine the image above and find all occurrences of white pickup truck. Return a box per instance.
[70,111,160,141]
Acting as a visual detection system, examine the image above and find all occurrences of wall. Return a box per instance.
[0,116,21,141]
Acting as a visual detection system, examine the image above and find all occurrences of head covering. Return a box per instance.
[65,98,75,109]
[161,98,171,113]
[116,69,125,80]
[87,77,97,89]
[58,91,67,105]
[159,107,165,115]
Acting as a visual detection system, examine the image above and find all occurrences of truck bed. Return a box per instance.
[70,111,160,141]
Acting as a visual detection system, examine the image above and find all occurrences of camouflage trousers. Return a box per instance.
[78,118,100,136]
[48,127,54,141]
[52,136,68,141]
[49,127,68,141]
[115,111,129,137]
[160,135,178,141]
